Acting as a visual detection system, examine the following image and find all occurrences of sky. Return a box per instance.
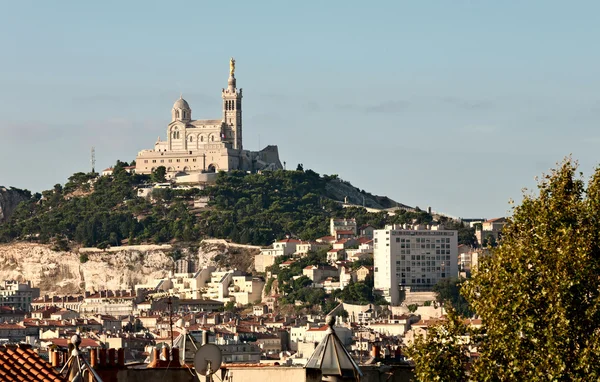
[1,1,599,218]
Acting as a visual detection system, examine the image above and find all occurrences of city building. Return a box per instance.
[373,224,459,305]
[0,280,40,312]
[135,58,282,177]
[475,217,507,246]
[330,218,357,237]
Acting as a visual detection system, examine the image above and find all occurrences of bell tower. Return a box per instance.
[222,57,243,150]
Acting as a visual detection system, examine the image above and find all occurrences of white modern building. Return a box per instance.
[373,224,458,305]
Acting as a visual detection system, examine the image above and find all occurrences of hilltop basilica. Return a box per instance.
[135,59,282,177]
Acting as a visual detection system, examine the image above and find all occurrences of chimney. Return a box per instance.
[151,348,160,367]
[90,348,97,368]
[371,344,380,359]
[51,351,59,367]
[117,348,125,367]
[99,348,107,366]
[172,348,180,365]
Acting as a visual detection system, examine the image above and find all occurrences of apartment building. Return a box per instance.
[0,281,40,312]
[373,224,458,305]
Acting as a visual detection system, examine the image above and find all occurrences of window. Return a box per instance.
[189,136,193,142]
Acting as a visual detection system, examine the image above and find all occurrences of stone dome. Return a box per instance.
[173,96,190,110]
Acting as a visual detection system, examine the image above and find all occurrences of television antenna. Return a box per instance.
[193,343,222,382]
[60,333,104,381]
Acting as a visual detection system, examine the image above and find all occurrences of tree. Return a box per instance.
[151,166,167,183]
[461,159,600,380]
[407,308,471,382]
[432,278,472,318]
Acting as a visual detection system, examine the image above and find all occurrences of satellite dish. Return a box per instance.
[193,344,222,376]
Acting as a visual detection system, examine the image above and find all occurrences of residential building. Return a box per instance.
[359,224,375,239]
[302,265,339,284]
[295,241,330,256]
[80,290,141,316]
[0,280,40,312]
[356,266,373,282]
[373,224,458,305]
[475,217,507,246]
[229,275,265,306]
[31,295,84,311]
[327,249,346,264]
[330,218,357,237]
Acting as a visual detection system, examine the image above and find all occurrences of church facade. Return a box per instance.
[135,59,282,176]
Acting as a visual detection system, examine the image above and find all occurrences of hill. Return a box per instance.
[0,163,475,248]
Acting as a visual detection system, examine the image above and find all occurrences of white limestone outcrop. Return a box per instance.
[0,240,258,294]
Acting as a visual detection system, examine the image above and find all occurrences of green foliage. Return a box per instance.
[200,170,332,245]
[151,166,167,183]
[407,308,471,382]
[333,280,378,305]
[223,301,236,312]
[432,278,473,318]
[443,220,477,247]
[407,303,418,313]
[1,166,440,249]
[411,159,600,380]
[0,161,197,247]
[462,159,600,380]
[79,253,89,263]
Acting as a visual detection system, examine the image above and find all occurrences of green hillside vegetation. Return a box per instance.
[264,250,385,313]
[0,161,475,248]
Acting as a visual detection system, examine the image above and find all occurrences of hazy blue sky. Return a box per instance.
[1,1,599,218]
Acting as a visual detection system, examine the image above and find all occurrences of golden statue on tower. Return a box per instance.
[229,57,236,77]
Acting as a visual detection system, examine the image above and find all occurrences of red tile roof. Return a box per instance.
[307,325,329,332]
[335,230,354,235]
[0,344,64,382]
[277,238,301,243]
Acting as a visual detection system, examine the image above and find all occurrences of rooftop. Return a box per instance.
[0,344,64,382]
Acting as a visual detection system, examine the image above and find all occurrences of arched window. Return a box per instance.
[176,110,180,119]
[189,136,193,142]
[211,135,214,142]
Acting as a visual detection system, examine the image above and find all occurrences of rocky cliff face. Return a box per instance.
[0,241,260,295]
[0,187,30,223]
